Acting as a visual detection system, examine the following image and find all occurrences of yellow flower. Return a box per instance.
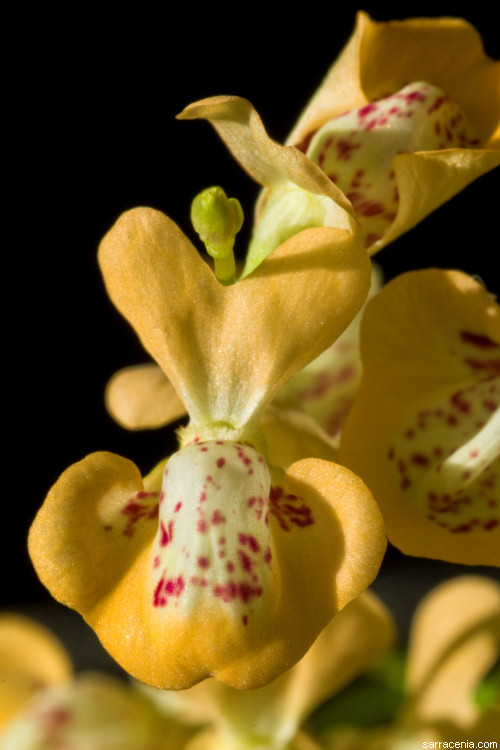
[321,577,500,748]
[340,269,499,566]
[142,591,395,750]
[0,616,187,749]
[29,207,386,690]
[178,12,499,266]
[0,614,71,729]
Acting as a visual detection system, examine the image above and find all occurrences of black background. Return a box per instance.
[6,2,499,670]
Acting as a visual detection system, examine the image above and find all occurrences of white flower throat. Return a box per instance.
[151,440,274,626]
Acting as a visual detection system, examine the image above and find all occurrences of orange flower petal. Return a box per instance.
[105,364,185,430]
[98,208,370,438]
[178,96,354,219]
[341,269,500,565]
[144,590,394,747]
[29,448,385,690]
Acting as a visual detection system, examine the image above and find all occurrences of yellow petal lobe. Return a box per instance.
[29,446,385,690]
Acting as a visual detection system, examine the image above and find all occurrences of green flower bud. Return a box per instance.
[191,186,243,260]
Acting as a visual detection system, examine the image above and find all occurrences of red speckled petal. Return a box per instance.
[305,81,492,251]
[287,12,500,148]
[98,209,370,435]
[0,674,183,750]
[341,269,500,565]
[29,446,385,690]
[285,13,500,255]
[105,364,186,430]
[274,263,382,438]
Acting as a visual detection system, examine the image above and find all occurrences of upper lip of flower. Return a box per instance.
[97,206,371,441]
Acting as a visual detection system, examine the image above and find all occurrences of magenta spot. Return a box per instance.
[269,487,314,531]
[198,556,210,569]
[484,519,499,531]
[482,399,498,413]
[211,509,226,525]
[121,493,159,537]
[197,519,208,533]
[357,103,378,118]
[39,707,71,731]
[216,457,226,468]
[238,549,253,573]
[153,575,185,607]
[174,502,182,513]
[159,520,174,547]
[242,615,248,626]
[213,580,263,604]
[238,533,260,553]
[226,561,235,572]
[451,392,471,413]
[464,357,500,374]
[411,453,429,466]
[336,138,361,160]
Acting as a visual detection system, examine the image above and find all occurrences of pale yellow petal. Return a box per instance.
[404,576,500,731]
[0,673,184,750]
[178,96,354,218]
[105,364,186,430]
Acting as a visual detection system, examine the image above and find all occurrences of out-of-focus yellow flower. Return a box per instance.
[340,269,499,566]
[29,207,386,691]
[0,614,71,729]
[143,591,395,750]
[178,12,499,266]
[321,577,500,749]
[0,615,187,750]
